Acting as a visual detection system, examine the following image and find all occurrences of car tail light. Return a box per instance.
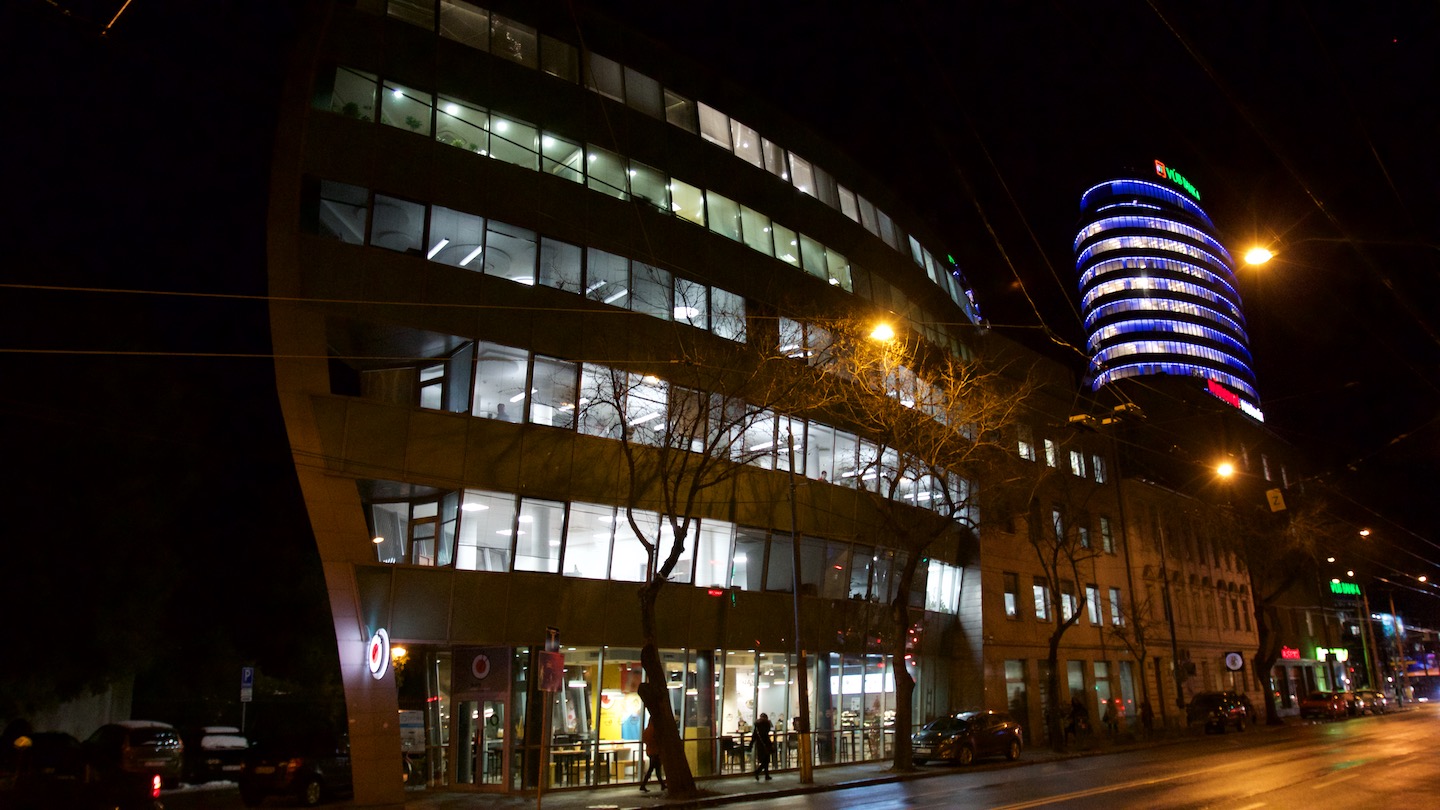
[150,774,162,798]
[283,758,301,775]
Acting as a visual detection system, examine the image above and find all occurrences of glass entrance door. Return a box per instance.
[455,699,507,786]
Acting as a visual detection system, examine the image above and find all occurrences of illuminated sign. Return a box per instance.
[367,628,390,680]
[1318,647,1349,662]
[1280,646,1301,660]
[1204,379,1265,423]
[1154,159,1201,201]
[1330,580,1362,596]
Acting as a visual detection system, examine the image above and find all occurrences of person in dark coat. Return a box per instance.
[639,718,664,792]
[752,712,774,781]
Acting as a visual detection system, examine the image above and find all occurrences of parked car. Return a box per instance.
[1186,691,1251,733]
[1299,691,1348,720]
[911,710,1023,766]
[183,725,249,783]
[1353,689,1389,714]
[82,720,184,790]
[239,731,351,807]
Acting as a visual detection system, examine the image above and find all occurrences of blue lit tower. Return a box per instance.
[1075,160,1262,421]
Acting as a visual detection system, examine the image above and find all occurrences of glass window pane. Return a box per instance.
[730,120,762,167]
[839,187,858,221]
[483,220,537,284]
[822,540,851,599]
[878,210,900,249]
[611,510,660,582]
[695,519,733,589]
[538,236,582,292]
[455,490,516,572]
[697,103,731,150]
[472,343,529,422]
[670,179,705,226]
[705,191,741,241]
[381,80,433,137]
[514,499,565,573]
[428,205,486,268]
[490,14,537,68]
[825,247,852,291]
[387,0,434,28]
[578,363,622,438]
[765,533,793,592]
[630,263,672,321]
[669,521,695,584]
[796,536,826,595]
[541,132,583,183]
[738,410,776,468]
[858,196,879,235]
[540,34,578,82]
[371,194,425,254]
[778,317,805,359]
[586,145,629,200]
[585,248,629,306]
[436,96,488,154]
[324,66,377,120]
[529,355,578,429]
[664,89,697,133]
[799,233,827,279]
[731,528,767,591]
[849,545,873,599]
[740,206,772,256]
[315,180,368,245]
[563,502,614,579]
[624,373,668,446]
[489,115,538,169]
[624,67,663,118]
[710,288,746,343]
[832,431,860,486]
[762,139,786,179]
[772,222,800,267]
[814,165,840,208]
[629,159,669,212]
[788,154,816,197]
[673,278,708,329]
[440,1,489,51]
[584,52,624,101]
[805,423,835,483]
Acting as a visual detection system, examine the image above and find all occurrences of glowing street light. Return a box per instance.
[869,322,895,342]
[1243,246,1274,266]
[1216,461,1236,479]
[1359,528,1372,538]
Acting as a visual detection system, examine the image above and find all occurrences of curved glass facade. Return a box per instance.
[1075,176,1262,418]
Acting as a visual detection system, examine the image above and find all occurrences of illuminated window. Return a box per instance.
[1033,577,1050,621]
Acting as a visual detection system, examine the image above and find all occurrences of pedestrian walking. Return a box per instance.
[639,717,664,792]
[752,712,774,781]
[1140,700,1154,738]
[1102,700,1120,736]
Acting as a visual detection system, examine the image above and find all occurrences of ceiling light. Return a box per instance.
[426,238,450,260]
[459,246,484,266]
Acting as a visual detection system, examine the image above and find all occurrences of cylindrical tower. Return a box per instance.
[1075,160,1261,417]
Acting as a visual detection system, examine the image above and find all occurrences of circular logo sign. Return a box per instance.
[472,653,491,681]
[1224,651,1244,672]
[368,629,390,680]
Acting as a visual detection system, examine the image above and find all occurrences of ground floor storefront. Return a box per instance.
[393,645,955,794]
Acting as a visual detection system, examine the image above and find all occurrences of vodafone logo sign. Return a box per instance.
[472,653,491,681]
[367,629,390,680]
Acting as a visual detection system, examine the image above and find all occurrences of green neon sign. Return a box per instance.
[1153,159,1201,201]
[1330,580,1361,596]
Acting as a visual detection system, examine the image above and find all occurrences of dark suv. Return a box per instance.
[911,710,1023,766]
[1186,692,1252,733]
[239,732,351,807]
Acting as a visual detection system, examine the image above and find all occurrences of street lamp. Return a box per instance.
[1243,237,1440,266]
[869,322,895,343]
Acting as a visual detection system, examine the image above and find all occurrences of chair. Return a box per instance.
[720,736,746,773]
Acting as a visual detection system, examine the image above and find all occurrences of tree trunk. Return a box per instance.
[1045,635,1067,752]
[1252,602,1283,726]
[890,615,915,771]
[636,581,697,797]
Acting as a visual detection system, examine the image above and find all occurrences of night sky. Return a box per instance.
[3,0,1437,715]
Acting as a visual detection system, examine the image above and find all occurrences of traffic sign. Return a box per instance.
[240,666,255,703]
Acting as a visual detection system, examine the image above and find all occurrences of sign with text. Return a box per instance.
[538,651,565,693]
[240,666,254,703]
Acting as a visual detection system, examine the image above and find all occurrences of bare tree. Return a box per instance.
[576,305,826,797]
[809,319,1034,770]
[1217,494,1336,725]
[1107,590,1162,719]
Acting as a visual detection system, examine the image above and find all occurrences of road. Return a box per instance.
[745,707,1438,809]
[159,707,1438,809]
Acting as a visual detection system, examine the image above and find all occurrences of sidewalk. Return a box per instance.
[392,727,1202,810]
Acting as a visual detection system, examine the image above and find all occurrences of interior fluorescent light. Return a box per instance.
[629,411,662,426]
[603,290,628,304]
[459,246,484,266]
[426,238,450,260]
